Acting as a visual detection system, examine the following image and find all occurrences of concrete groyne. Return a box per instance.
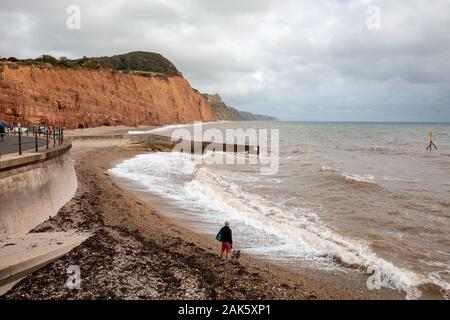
[127,133,260,155]
[0,142,77,235]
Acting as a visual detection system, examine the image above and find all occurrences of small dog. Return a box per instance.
[231,249,241,260]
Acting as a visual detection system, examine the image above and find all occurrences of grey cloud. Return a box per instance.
[0,0,449,121]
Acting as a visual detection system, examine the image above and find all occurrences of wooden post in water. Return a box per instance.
[426,130,437,151]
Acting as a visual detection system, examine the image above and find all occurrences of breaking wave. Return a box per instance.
[109,152,450,299]
[320,166,376,185]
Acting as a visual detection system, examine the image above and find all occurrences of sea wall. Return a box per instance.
[0,143,77,235]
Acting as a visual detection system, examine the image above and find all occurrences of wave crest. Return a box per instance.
[187,166,426,299]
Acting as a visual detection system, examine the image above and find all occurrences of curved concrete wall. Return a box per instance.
[0,145,77,235]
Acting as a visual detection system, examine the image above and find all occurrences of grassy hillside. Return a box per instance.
[3,51,180,76]
[202,93,278,121]
[202,94,241,121]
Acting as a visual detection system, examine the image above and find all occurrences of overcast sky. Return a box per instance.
[1,0,449,121]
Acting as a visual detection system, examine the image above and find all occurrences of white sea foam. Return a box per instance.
[184,166,424,299]
[320,166,376,184]
[428,271,450,299]
[109,152,449,299]
[343,173,375,183]
[128,121,221,135]
[383,176,402,181]
[128,123,191,135]
[320,166,334,172]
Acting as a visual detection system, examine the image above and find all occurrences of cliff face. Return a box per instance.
[0,63,216,128]
[202,93,241,121]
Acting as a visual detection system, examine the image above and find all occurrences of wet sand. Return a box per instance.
[2,134,404,300]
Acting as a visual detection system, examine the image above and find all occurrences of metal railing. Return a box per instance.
[0,126,64,158]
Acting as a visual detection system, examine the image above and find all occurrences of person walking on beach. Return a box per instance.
[0,120,6,141]
[216,221,233,261]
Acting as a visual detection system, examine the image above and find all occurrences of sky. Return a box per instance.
[1,0,449,122]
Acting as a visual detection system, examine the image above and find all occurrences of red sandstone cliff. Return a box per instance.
[0,62,216,128]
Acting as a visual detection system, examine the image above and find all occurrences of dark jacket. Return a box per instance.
[219,226,232,244]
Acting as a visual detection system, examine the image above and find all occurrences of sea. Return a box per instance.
[109,121,450,299]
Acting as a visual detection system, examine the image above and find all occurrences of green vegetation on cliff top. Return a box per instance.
[1,52,277,121]
[2,51,180,76]
[202,93,278,122]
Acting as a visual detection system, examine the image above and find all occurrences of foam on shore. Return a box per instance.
[109,151,450,299]
[128,121,223,136]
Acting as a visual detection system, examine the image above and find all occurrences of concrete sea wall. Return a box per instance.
[0,143,77,235]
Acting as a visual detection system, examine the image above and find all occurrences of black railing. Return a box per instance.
[0,126,64,158]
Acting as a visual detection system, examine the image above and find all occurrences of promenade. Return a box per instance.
[0,134,46,156]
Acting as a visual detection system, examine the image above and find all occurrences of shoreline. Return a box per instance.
[109,149,406,300]
[2,131,404,299]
